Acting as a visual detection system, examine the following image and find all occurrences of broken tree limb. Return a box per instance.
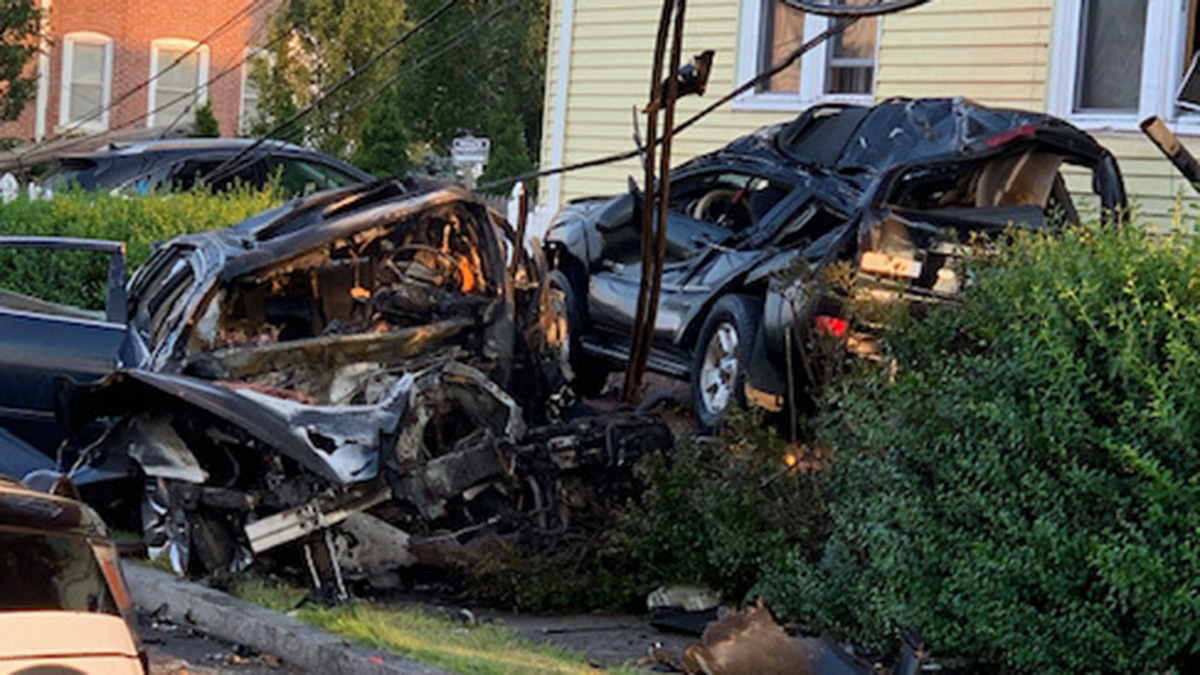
[1141,116,1200,193]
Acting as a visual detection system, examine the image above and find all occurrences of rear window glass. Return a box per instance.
[43,158,148,192]
[0,528,119,615]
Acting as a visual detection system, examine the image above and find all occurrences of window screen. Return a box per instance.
[1075,0,1147,111]
[153,46,204,125]
[67,41,108,124]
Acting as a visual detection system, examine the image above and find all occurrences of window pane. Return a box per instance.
[72,42,105,84]
[1076,0,1147,111]
[69,83,103,122]
[154,47,202,124]
[826,0,877,94]
[759,1,804,93]
[67,41,107,123]
[158,49,200,90]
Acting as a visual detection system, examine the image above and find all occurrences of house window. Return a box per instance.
[1051,0,1200,127]
[742,0,879,109]
[1075,0,1148,112]
[60,33,113,129]
[148,39,209,128]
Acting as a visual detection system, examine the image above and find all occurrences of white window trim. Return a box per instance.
[734,0,881,112]
[239,48,257,135]
[1049,0,1195,133]
[59,31,113,131]
[147,38,210,128]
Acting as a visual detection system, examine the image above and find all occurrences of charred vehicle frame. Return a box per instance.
[0,178,669,589]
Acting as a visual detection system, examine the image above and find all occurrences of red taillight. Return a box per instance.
[986,124,1036,148]
[815,315,848,339]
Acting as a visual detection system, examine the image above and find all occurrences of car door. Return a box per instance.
[0,238,140,453]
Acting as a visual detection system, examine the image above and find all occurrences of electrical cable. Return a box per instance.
[781,0,930,16]
[54,0,272,138]
[477,17,856,193]
[200,0,463,187]
[336,0,520,121]
[0,0,276,169]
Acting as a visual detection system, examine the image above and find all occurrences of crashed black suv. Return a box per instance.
[545,97,1127,427]
[0,178,667,585]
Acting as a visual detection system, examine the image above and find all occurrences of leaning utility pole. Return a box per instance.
[622,0,682,403]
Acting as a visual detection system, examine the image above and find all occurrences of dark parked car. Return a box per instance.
[545,97,1127,427]
[41,138,373,197]
[0,178,666,586]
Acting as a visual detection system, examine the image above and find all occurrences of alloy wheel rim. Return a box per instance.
[700,322,739,415]
[142,478,190,575]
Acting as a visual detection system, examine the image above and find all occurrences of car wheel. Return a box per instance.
[691,295,760,430]
[142,478,192,575]
[142,478,239,577]
[548,271,610,397]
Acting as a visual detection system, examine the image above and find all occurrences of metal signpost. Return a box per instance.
[452,135,491,190]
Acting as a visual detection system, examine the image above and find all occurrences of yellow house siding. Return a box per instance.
[542,0,818,204]
[1084,133,1200,226]
[875,0,1053,109]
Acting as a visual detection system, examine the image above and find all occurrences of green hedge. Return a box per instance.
[758,221,1200,672]
[0,190,281,310]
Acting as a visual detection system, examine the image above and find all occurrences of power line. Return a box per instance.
[202,0,464,186]
[3,13,284,166]
[477,17,856,193]
[0,0,273,169]
[477,0,933,192]
[54,0,272,139]
[336,0,520,121]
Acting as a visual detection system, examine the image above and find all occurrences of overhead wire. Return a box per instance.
[201,0,464,187]
[335,0,521,121]
[476,19,855,192]
[0,0,274,169]
[477,0,933,192]
[54,0,272,138]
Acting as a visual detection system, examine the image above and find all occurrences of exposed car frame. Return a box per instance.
[0,177,669,589]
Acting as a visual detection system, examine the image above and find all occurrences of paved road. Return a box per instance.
[139,610,305,675]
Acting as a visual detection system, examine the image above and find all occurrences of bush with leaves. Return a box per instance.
[457,411,826,612]
[0,189,281,310]
[758,221,1200,672]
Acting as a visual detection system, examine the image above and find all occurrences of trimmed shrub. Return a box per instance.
[759,221,1200,672]
[0,190,281,310]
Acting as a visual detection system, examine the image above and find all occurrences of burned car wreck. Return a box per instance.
[45,179,668,586]
[545,97,1127,426]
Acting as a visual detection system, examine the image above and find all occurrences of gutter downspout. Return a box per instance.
[546,0,576,212]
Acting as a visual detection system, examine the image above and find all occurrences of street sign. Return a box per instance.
[452,136,491,166]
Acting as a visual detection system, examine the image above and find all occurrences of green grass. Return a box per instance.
[232,577,636,674]
[231,577,308,613]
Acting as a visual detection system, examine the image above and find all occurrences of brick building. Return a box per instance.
[1,0,275,142]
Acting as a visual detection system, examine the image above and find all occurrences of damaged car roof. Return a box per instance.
[678,97,1123,196]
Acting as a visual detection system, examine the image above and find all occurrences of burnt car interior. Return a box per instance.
[182,201,503,408]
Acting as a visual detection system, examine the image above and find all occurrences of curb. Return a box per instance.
[124,564,451,675]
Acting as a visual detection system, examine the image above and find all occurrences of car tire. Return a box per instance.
[690,295,761,430]
[548,271,610,397]
[142,478,238,577]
